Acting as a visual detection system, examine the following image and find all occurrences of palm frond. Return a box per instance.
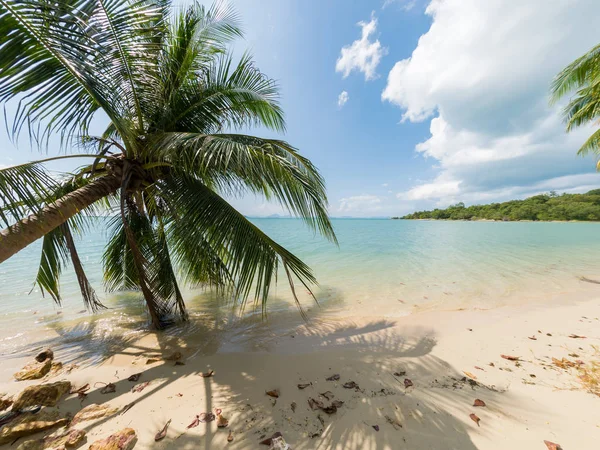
[160,175,319,316]
[579,128,600,157]
[551,43,600,104]
[0,0,168,146]
[35,224,69,304]
[155,132,336,242]
[0,162,57,226]
[161,52,284,134]
[35,221,104,310]
[156,0,241,107]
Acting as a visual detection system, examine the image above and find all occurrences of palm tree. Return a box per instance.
[0,0,336,328]
[551,43,600,164]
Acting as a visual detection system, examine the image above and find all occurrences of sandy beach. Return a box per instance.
[1,294,598,450]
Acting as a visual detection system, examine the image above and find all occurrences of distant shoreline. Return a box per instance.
[393,218,599,223]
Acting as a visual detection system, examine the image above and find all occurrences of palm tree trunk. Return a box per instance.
[0,176,121,263]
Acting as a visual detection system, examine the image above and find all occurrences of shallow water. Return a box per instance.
[1,218,599,366]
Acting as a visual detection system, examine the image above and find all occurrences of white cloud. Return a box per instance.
[384,0,600,207]
[382,183,389,187]
[336,13,387,81]
[337,90,349,108]
[337,194,382,214]
[383,0,417,11]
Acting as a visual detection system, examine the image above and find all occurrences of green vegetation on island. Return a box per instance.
[397,190,600,221]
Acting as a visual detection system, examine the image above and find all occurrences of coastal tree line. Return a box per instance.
[397,190,600,221]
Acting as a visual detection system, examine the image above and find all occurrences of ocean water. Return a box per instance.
[1,218,599,363]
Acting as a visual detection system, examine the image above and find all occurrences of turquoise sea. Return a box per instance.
[1,218,599,364]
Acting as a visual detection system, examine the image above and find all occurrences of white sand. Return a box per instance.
[1,298,599,449]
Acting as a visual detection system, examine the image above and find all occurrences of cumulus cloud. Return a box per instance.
[337,90,349,108]
[337,194,382,214]
[384,0,600,206]
[336,13,387,81]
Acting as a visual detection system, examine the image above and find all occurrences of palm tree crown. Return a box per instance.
[0,0,336,328]
[551,43,600,163]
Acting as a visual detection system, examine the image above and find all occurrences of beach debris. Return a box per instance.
[322,400,344,414]
[200,370,214,378]
[474,366,485,371]
[530,374,536,378]
[187,415,201,428]
[127,373,141,382]
[0,410,69,445]
[216,409,229,427]
[71,403,119,426]
[12,381,71,410]
[291,402,297,413]
[546,333,552,336]
[176,393,183,397]
[155,419,171,441]
[467,328,473,332]
[473,399,486,407]
[97,382,116,394]
[469,413,481,427]
[297,383,311,389]
[544,440,563,450]
[393,370,406,377]
[308,398,324,411]
[269,436,291,450]
[16,428,85,450]
[227,430,234,443]
[0,394,13,412]
[528,336,537,340]
[326,374,340,381]
[14,359,52,381]
[463,371,477,380]
[199,412,216,423]
[404,378,413,389]
[34,349,54,363]
[385,415,403,430]
[552,357,579,369]
[320,391,334,400]
[500,354,520,361]
[489,362,495,367]
[89,428,137,450]
[175,361,185,366]
[266,389,280,398]
[569,334,586,339]
[260,431,283,446]
[579,276,600,284]
[343,381,359,389]
[131,381,150,393]
[372,425,379,432]
[70,384,89,396]
[119,403,135,418]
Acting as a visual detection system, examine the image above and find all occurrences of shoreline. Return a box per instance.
[1,297,599,449]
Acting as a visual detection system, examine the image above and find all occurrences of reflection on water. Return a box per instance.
[1,219,600,365]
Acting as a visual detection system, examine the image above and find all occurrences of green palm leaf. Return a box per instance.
[551,42,600,157]
[0,162,57,226]
[160,175,319,316]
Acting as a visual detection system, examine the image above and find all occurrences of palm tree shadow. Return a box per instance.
[4,292,534,450]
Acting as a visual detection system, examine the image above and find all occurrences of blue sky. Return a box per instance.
[1,0,599,217]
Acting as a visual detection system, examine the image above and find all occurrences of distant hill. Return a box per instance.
[396,189,600,222]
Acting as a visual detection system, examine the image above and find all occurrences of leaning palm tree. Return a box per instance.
[0,0,336,328]
[551,43,600,165]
